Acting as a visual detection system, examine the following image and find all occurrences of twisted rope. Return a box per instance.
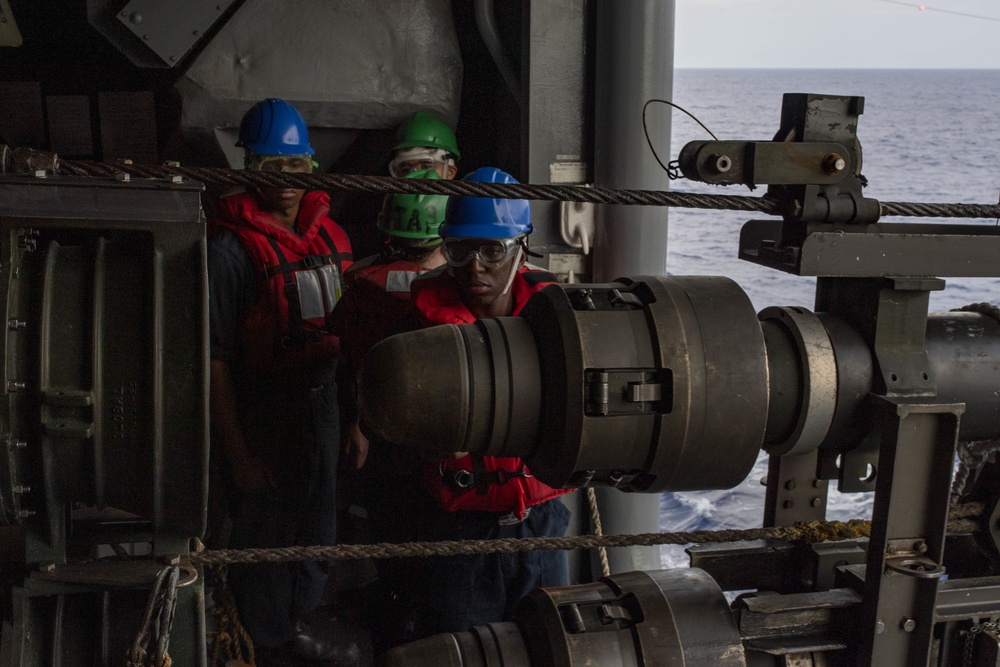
[585,487,611,577]
[188,506,981,566]
[53,159,1000,220]
[191,520,870,565]
[206,566,255,667]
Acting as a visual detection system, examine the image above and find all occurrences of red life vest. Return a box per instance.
[411,268,571,518]
[211,190,353,374]
[333,253,437,369]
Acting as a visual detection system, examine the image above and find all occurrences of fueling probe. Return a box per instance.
[360,94,1000,666]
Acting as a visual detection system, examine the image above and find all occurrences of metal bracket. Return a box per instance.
[115,0,236,67]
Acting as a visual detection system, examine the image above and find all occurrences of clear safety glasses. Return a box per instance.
[442,237,523,269]
[252,155,316,174]
[389,148,453,178]
[390,158,446,178]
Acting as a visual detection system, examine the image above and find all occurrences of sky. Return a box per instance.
[674,0,1000,69]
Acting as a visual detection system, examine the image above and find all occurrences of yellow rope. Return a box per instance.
[586,488,611,577]
[190,519,889,565]
[206,566,256,667]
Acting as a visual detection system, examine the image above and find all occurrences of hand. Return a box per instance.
[420,451,469,462]
[344,420,370,469]
[233,455,276,493]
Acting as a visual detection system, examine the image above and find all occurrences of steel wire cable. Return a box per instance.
[56,160,1000,220]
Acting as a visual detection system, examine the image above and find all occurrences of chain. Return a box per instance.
[962,619,1000,667]
[126,565,181,667]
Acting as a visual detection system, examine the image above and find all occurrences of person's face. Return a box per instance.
[256,186,305,215]
[251,154,311,215]
[443,237,524,310]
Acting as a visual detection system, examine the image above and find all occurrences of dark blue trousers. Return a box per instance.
[405,497,572,640]
[226,368,340,648]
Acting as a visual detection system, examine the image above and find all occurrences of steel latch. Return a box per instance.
[628,381,661,403]
[584,369,671,416]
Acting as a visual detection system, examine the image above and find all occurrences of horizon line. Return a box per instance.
[675,66,1000,71]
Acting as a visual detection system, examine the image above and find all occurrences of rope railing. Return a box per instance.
[188,503,986,566]
[49,159,1000,220]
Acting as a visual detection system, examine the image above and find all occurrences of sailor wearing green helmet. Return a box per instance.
[329,168,448,463]
[377,170,448,250]
[388,111,460,179]
[327,168,449,651]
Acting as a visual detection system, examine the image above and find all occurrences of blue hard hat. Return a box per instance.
[440,167,532,239]
[236,98,315,156]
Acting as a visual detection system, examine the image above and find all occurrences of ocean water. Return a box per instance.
[658,69,1000,568]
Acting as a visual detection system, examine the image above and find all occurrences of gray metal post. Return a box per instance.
[592,0,675,574]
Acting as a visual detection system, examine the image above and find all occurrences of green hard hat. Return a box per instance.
[393,111,460,159]
[378,169,448,240]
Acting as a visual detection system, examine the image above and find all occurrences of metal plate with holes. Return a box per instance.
[116,0,235,66]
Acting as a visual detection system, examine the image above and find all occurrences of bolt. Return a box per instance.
[163,554,181,566]
[128,11,142,24]
[171,175,183,183]
[915,541,928,553]
[39,563,55,573]
[7,319,25,330]
[143,34,150,40]
[813,479,824,488]
[163,160,180,167]
[12,485,30,494]
[759,476,768,486]
[876,620,885,634]
[11,440,27,449]
[901,618,916,633]
[169,55,177,62]
[115,172,130,182]
[811,497,822,507]
[783,499,795,509]
[785,479,796,490]
[193,30,201,36]
[18,509,35,518]
[886,545,897,555]
[33,169,46,178]
[7,381,24,392]
[823,153,847,174]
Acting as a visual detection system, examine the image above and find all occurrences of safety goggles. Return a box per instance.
[250,154,316,173]
[389,148,454,178]
[442,236,523,269]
